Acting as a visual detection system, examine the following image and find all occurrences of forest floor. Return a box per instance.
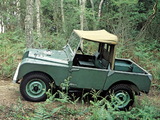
[0,79,36,108]
[0,79,160,108]
[0,79,160,119]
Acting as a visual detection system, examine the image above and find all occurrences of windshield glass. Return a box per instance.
[63,31,81,61]
[68,32,81,54]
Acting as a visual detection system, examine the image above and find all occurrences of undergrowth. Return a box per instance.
[0,90,160,120]
[0,31,25,78]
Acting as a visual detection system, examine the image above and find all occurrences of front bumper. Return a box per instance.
[13,63,21,83]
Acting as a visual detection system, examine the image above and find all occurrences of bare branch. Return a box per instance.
[135,0,158,40]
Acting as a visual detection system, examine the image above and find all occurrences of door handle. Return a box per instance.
[69,68,79,72]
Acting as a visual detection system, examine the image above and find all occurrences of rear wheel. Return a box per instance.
[108,84,134,110]
[20,73,51,102]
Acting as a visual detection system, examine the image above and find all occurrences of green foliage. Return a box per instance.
[34,32,67,49]
[31,103,63,120]
[88,104,113,120]
[0,31,25,78]
[60,77,71,93]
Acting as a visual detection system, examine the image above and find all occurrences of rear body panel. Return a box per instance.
[104,70,151,93]
[102,58,152,93]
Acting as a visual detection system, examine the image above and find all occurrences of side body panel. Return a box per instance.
[103,70,152,93]
[16,58,70,86]
[70,66,108,89]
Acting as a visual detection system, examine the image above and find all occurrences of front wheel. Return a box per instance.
[107,84,134,110]
[20,73,51,102]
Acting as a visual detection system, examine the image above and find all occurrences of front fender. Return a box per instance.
[13,58,70,86]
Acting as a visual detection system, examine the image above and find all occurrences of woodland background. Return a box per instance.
[0,0,160,119]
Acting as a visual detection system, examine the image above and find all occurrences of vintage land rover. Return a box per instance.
[13,30,152,110]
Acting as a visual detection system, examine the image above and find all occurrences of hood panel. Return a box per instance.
[24,49,69,64]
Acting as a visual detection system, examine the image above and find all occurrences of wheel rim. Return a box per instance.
[26,79,46,98]
[112,90,130,109]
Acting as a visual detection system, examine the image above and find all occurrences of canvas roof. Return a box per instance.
[74,29,118,45]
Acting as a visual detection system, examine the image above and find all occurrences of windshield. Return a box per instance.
[68,32,81,54]
[63,31,81,61]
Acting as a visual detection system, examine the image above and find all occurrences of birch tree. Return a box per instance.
[79,0,86,30]
[0,1,5,33]
[0,16,5,33]
[61,0,65,32]
[25,0,34,48]
[35,0,41,39]
[15,0,21,28]
[97,0,104,28]
[79,0,86,49]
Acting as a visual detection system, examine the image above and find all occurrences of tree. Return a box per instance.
[79,0,86,30]
[136,0,158,40]
[25,0,34,48]
[98,0,104,25]
[35,0,41,39]
[0,16,4,33]
[79,0,86,50]
[61,0,65,33]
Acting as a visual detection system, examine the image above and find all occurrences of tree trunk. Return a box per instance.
[79,0,86,30]
[16,0,21,28]
[25,0,34,48]
[0,16,5,33]
[90,0,94,10]
[135,0,158,40]
[79,0,86,50]
[35,0,41,39]
[61,0,65,32]
[90,0,96,30]
[97,0,104,27]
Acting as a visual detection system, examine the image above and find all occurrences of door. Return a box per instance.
[69,66,109,90]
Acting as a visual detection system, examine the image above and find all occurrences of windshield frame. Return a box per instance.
[63,31,81,61]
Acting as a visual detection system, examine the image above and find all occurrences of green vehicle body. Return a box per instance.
[13,30,152,109]
[14,50,151,93]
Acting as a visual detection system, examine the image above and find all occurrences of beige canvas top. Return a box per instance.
[74,29,118,45]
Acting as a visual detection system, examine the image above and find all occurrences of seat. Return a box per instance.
[94,52,109,69]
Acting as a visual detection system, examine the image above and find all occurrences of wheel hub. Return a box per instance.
[26,79,46,98]
[113,91,130,109]
[33,86,39,92]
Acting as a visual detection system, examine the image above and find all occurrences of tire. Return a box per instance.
[20,73,51,102]
[107,84,134,111]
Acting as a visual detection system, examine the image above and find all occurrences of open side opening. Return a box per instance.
[72,43,114,69]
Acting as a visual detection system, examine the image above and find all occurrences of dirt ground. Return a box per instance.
[0,80,19,106]
[0,79,160,109]
[0,79,36,108]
